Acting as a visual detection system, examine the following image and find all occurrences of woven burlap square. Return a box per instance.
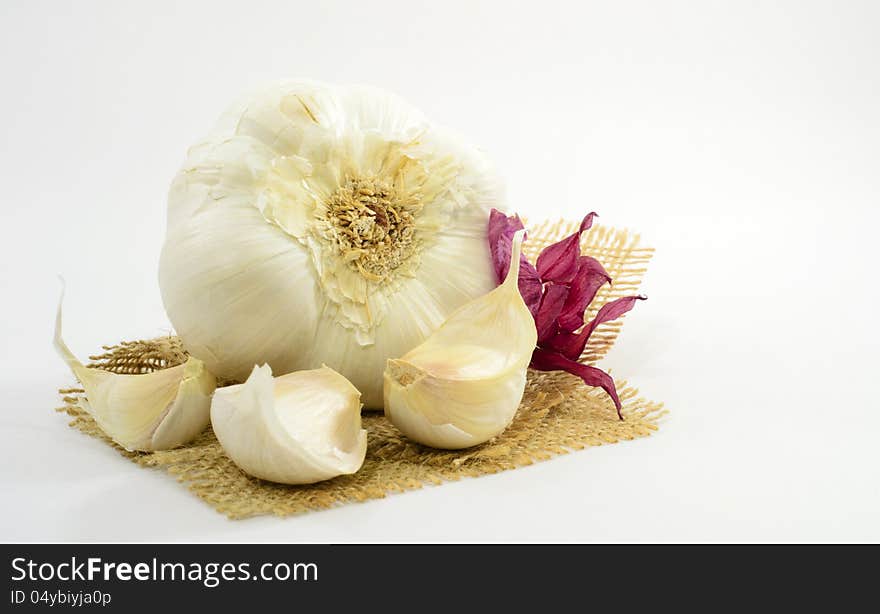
[56,219,664,519]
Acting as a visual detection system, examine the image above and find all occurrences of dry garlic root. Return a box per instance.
[210,365,367,484]
[383,230,537,449]
[54,294,216,452]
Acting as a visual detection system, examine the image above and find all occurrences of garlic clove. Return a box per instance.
[383,230,538,449]
[210,364,367,485]
[54,294,216,452]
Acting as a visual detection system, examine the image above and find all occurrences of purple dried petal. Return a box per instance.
[545,295,646,361]
[535,212,597,283]
[488,208,524,260]
[530,348,623,420]
[488,209,519,283]
[488,208,542,314]
[534,283,570,343]
[556,256,612,332]
[517,264,544,316]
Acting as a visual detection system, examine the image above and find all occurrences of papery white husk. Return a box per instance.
[383,230,537,449]
[54,295,216,452]
[160,81,503,408]
[210,364,367,484]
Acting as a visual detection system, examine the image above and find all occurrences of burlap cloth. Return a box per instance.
[56,219,664,519]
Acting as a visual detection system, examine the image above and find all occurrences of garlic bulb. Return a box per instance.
[54,296,216,452]
[159,80,502,408]
[210,364,367,484]
[383,230,537,449]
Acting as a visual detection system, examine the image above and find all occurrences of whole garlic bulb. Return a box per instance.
[210,364,367,484]
[159,81,502,408]
[383,230,537,449]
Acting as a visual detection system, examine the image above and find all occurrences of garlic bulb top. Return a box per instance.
[160,81,502,407]
[383,230,538,449]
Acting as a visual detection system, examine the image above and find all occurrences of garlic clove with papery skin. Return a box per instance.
[210,364,367,485]
[53,294,216,452]
[383,230,537,449]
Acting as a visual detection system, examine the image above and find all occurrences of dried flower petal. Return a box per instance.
[488,208,524,251]
[534,284,569,343]
[556,255,612,332]
[488,208,543,313]
[530,348,623,419]
[487,209,646,421]
[534,212,597,283]
[545,295,647,361]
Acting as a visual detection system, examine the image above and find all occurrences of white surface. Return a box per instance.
[1,0,878,543]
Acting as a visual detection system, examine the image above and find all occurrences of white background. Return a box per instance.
[1,1,878,542]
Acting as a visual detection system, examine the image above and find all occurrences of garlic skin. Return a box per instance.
[383,230,537,449]
[159,81,502,408]
[210,364,367,484]
[54,297,216,452]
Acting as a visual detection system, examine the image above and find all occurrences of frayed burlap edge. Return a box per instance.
[56,220,664,519]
